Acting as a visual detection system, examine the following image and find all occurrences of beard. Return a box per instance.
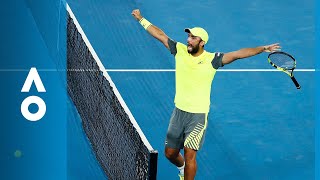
[187,43,200,55]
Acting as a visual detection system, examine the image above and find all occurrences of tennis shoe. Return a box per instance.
[178,173,184,180]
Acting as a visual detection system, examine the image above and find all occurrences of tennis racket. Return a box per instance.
[268,51,301,89]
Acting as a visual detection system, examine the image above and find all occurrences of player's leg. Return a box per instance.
[184,147,197,180]
[165,108,186,178]
[183,112,208,179]
[165,147,185,167]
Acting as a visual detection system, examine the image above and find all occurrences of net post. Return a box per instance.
[148,150,158,180]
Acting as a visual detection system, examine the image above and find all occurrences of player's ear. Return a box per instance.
[200,40,205,47]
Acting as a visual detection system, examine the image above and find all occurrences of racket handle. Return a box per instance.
[291,76,301,89]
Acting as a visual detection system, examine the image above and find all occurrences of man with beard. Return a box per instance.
[131,9,280,180]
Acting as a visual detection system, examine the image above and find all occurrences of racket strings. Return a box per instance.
[269,53,295,70]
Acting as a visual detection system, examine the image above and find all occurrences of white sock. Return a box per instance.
[177,162,185,175]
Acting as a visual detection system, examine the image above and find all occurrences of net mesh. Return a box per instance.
[66,9,157,180]
[269,53,295,70]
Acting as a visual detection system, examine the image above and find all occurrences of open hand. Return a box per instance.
[263,43,281,52]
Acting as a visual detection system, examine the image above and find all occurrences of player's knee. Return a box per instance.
[184,154,196,163]
[184,147,197,163]
[165,147,179,160]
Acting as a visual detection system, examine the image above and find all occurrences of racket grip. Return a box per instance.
[291,76,301,89]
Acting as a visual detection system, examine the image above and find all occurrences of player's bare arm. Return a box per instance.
[222,43,281,65]
[131,9,169,48]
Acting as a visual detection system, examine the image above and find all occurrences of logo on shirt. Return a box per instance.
[198,61,204,64]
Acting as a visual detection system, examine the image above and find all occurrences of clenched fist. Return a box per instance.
[131,9,143,21]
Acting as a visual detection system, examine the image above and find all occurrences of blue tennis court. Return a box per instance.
[67,0,315,179]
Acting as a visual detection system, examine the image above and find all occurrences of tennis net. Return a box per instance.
[66,4,158,180]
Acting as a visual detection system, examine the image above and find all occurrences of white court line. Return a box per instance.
[105,69,316,72]
[0,69,63,72]
[0,69,316,72]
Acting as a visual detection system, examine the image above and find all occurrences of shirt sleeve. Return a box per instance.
[167,38,177,56]
[211,52,224,69]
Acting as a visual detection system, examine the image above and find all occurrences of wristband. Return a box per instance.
[139,18,152,30]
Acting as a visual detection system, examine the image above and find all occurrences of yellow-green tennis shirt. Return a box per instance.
[168,39,224,113]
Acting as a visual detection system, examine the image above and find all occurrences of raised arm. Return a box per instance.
[131,9,169,48]
[222,43,281,65]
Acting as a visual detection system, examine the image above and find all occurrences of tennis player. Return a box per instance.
[132,9,280,180]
